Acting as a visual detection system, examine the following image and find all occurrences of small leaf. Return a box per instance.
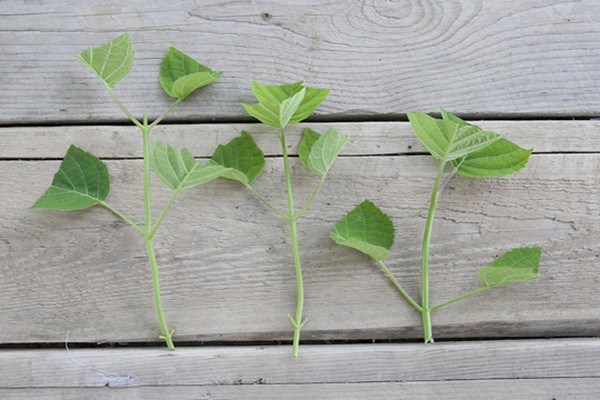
[76,33,133,89]
[242,81,329,129]
[439,109,533,177]
[478,247,541,288]
[32,145,109,210]
[210,131,266,185]
[159,47,222,99]
[330,200,395,262]
[151,141,227,191]
[299,128,348,176]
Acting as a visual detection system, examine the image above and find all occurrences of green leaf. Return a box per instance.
[242,81,329,129]
[478,247,541,288]
[210,131,266,185]
[76,33,133,89]
[330,200,395,262]
[439,109,533,178]
[299,128,348,176]
[407,112,502,162]
[159,47,222,99]
[32,145,109,210]
[151,141,228,191]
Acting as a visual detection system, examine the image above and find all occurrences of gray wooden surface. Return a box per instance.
[2,0,600,124]
[1,1,599,398]
[2,339,599,399]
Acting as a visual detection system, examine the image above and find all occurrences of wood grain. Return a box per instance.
[1,120,599,159]
[1,0,599,124]
[5,380,600,400]
[1,148,598,343]
[1,340,599,388]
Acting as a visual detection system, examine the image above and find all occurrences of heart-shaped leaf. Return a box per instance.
[76,33,133,89]
[32,145,110,210]
[299,128,348,176]
[439,108,533,178]
[210,131,266,185]
[478,247,541,288]
[330,200,395,262]
[151,141,228,191]
[159,47,222,100]
[242,81,329,129]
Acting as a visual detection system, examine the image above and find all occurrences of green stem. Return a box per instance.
[142,114,174,350]
[377,260,422,312]
[108,88,143,129]
[279,129,305,358]
[294,175,326,221]
[99,201,145,237]
[149,99,182,129]
[245,184,289,221]
[149,190,179,239]
[430,287,490,311]
[421,160,447,343]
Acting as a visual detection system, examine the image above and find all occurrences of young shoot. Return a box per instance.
[330,108,542,343]
[32,34,226,350]
[225,81,348,357]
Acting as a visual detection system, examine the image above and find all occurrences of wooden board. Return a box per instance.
[1,339,599,399]
[1,121,598,344]
[2,0,600,124]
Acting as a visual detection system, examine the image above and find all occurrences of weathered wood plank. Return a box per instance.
[2,0,599,123]
[1,120,599,159]
[1,151,598,343]
[1,340,599,388]
[3,379,600,400]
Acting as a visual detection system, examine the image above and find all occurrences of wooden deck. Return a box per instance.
[1,1,599,398]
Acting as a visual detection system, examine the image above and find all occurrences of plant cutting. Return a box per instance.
[220,81,347,357]
[330,109,542,343]
[31,33,238,349]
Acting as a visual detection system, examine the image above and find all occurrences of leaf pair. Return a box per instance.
[331,201,541,289]
[242,81,330,129]
[407,108,532,177]
[77,33,222,100]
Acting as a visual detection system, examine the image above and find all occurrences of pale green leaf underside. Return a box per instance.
[299,128,348,176]
[151,141,227,191]
[32,145,109,210]
[439,108,533,178]
[159,47,222,99]
[242,81,329,128]
[478,247,541,288]
[330,200,395,262]
[76,33,133,89]
[210,131,266,185]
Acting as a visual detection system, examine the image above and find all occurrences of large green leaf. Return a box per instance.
[159,47,222,99]
[210,131,266,185]
[76,33,133,89]
[32,145,109,210]
[151,141,228,191]
[242,81,329,129]
[299,128,348,176]
[478,247,541,288]
[407,112,501,162]
[330,200,395,262]
[439,109,533,178]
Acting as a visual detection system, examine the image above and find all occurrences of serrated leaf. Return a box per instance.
[478,247,541,288]
[210,131,265,185]
[32,145,109,210]
[407,112,502,162]
[159,47,222,99]
[242,81,329,129]
[151,140,228,191]
[76,33,133,89]
[330,200,395,262]
[299,128,348,176]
